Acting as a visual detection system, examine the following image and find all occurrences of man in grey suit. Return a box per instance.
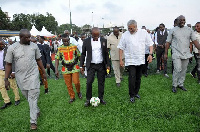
[164,15,200,93]
[4,29,47,130]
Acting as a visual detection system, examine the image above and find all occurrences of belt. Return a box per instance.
[91,63,103,65]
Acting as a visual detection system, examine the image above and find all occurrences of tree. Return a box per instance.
[10,13,32,30]
[0,9,10,30]
[56,23,82,35]
[31,13,58,33]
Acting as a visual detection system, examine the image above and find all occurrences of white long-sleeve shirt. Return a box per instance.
[117,29,153,66]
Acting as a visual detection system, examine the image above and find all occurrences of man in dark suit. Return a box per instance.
[80,27,110,107]
[35,36,50,94]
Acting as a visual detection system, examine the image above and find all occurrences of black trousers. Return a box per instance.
[191,53,200,80]
[86,63,106,100]
[128,65,143,98]
[142,54,149,75]
[156,47,167,74]
[47,60,55,76]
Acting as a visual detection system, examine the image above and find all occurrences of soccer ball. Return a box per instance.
[90,97,100,107]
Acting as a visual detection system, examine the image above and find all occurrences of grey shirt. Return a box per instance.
[5,42,41,90]
[166,26,196,59]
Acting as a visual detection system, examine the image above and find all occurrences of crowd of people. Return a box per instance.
[0,15,200,130]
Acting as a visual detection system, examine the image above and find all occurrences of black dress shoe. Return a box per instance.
[135,94,140,99]
[15,100,20,106]
[179,86,187,91]
[1,102,12,109]
[84,100,90,107]
[116,83,120,87]
[100,99,106,105]
[77,92,82,99]
[130,97,135,103]
[69,98,75,104]
[172,86,177,93]
[45,88,49,94]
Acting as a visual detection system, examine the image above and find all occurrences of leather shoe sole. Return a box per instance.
[77,92,82,99]
[69,98,75,104]
[100,99,106,105]
[84,100,90,107]
[172,86,177,93]
[15,100,20,106]
[30,123,37,130]
[130,97,135,103]
[0,102,12,109]
[135,94,140,99]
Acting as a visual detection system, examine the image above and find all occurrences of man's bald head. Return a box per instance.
[19,29,31,45]
[113,27,119,37]
[91,27,100,41]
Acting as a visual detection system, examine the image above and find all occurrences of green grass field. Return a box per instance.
[0,55,200,132]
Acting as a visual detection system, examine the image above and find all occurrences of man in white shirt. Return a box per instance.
[118,20,153,103]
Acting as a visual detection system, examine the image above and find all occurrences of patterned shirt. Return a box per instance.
[55,44,81,74]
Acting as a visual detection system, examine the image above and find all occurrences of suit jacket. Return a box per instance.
[37,44,50,68]
[80,37,110,70]
[3,46,15,72]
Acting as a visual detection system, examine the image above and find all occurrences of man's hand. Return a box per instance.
[46,64,50,69]
[164,53,168,61]
[5,80,10,90]
[10,73,15,79]
[147,55,153,63]
[43,72,47,81]
[80,67,84,75]
[120,60,124,67]
[55,70,59,78]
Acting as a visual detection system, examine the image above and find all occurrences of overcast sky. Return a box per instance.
[0,0,199,30]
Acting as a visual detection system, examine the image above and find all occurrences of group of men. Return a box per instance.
[1,15,200,130]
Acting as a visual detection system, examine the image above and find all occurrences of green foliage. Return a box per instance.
[10,13,32,30]
[32,13,58,33]
[0,9,10,30]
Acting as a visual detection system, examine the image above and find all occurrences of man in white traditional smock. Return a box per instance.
[4,29,47,130]
[164,15,200,93]
[118,20,153,103]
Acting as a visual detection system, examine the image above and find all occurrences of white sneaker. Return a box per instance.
[156,70,160,74]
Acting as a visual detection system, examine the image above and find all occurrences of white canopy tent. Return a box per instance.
[30,25,40,36]
[39,26,55,37]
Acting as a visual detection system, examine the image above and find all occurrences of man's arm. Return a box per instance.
[193,40,200,50]
[147,46,153,63]
[5,62,12,90]
[164,42,171,60]
[119,49,124,67]
[36,58,47,80]
[55,59,59,78]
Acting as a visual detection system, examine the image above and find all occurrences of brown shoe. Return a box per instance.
[30,123,37,130]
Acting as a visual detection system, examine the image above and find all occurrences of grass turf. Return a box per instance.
[0,55,200,131]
